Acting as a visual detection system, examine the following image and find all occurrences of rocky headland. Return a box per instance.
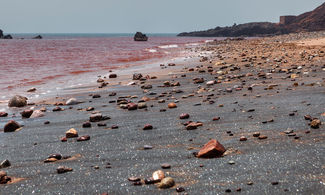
[178,2,325,37]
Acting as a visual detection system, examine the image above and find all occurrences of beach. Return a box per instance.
[0,32,325,194]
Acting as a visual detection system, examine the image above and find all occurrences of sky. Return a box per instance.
[0,0,324,33]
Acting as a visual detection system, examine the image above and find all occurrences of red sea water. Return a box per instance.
[0,34,215,109]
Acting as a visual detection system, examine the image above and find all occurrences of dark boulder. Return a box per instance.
[0,29,3,38]
[134,32,148,41]
[32,35,42,39]
[3,35,12,39]
[8,95,28,107]
[4,120,21,132]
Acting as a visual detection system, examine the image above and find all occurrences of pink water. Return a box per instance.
[0,35,213,103]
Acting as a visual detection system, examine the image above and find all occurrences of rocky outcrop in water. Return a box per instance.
[178,2,325,37]
[33,35,42,39]
[134,32,148,41]
[0,29,12,39]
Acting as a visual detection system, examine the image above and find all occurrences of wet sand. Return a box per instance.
[0,31,325,194]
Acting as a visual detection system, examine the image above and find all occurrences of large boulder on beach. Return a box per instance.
[134,32,148,41]
[8,95,28,107]
[0,29,3,38]
[4,120,21,132]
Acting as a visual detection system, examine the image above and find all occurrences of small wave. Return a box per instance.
[146,49,157,53]
[158,44,178,49]
[185,43,200,46]
[205,40,214,43]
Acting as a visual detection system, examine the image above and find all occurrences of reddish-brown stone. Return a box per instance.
[197,139,226,158]
[0,112,8,117]
[4,120,21,132]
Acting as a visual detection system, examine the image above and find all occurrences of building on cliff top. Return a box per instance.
[280,15,296,25]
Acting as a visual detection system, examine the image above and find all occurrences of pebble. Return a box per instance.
[161,163,171,169]
[310,119,321,129]
[77,135,90,142]
[137,102,147,109]
[82,121,91,128]
[168,102,177,108]
[271,181,279,185]
[143,124,153,130]
[21,110,33,118]
[152,170,165,181]
[179,113,190,119]
[143,145,153,150]
[57,166,73,174]
[0,160,11,169]
[111,125,119,129]
[0,112,8,117]
[89,113,103,122]
[109,73,117,78]
[176,187,185,192]
[253,132,260,137]
[92,94,101,98]
[258,135,268,140]
[240,136,247,141]
[157,177,175,189]
[66,128,78,138]
[128,176,141,182]
[197,139,226,158]
[4,120,21,132]
[53,107,63,112]
[65,98,79,105]
[228,160,235,165]
[127,103,138,110]
[212,117,220,121]
[48,154,62,160]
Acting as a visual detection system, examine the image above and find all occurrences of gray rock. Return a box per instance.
[8,95,27,107]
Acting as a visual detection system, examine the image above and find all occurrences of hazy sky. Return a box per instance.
[0,0,324,33]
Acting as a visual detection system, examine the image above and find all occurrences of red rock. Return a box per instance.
[89,113,102,122]
[168,103,177,109]
[0,112,8,117]
[127,103,138,110]
[212,117,220,121]
[4,120,21,132]
[61,137,67,142]
[21,110,33,118]
[143,124,153,130]
[239,136,247,141]
[197,139,226,158]
[179,113,190,119]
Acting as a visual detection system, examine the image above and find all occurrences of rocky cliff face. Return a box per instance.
[0,29,3,38]
[178,2,325,37]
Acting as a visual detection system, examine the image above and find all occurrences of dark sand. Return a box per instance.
[1,32,325,194]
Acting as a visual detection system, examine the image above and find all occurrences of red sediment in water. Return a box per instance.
[0,36,213,95]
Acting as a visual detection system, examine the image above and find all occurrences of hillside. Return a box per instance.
[178,2,325,37]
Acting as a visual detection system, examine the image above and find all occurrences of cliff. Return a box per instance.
[178,2,325,37]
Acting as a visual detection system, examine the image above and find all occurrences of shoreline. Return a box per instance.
[0,31,324,194]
